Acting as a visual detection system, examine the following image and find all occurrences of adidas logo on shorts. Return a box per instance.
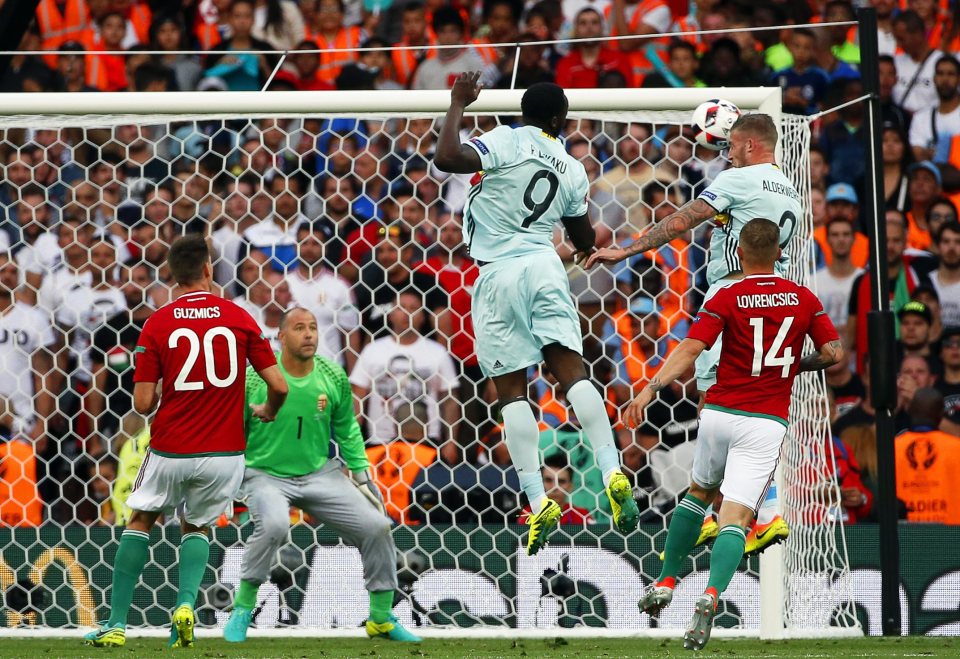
[493,360,504,369]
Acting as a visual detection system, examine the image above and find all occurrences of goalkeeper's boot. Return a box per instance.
[83,623,125,647]
[526,499,562,556]
[744,515,789,558]
[223,605,253,643]
[366,615,422,642]
[638,580,674,617]
[606,471,640,534]
[660,517,719,561]
[683,590,719,651]
[169,604,196,648]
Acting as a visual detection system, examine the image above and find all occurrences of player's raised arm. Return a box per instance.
[622,338,709,429]
[434,72,484,174]
[586,198,717,269]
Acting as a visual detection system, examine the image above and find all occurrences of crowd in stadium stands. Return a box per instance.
[0,0,958,529]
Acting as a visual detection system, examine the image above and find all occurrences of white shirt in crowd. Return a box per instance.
[15,232,60,287]
[286,269,360,364]
[931,273,960,330]
[909,106,960,162]
[0,302,55,433]
[893,50,943,115]
[37,267,126,383]
[232,295,282,352]
[815,268,863,331]
[349,335,458,444]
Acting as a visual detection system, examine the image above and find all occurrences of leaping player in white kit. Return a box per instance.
[588,113,804,556]
[623,218,843,650]
[434,72,639,555]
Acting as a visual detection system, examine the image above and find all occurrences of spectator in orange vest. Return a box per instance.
[54,40,97,92]
[556,8,633,89]
[895,388,960,524]
[305,0,364,87]
[672,0,721,53]
[606,0,672,84]
[87,12,129,91]
[817,183,870,268]
[602,297,678,401]
[391,1,436,87]
[906,160,943,251]
[815,215,865,338]
[0,398,42,528]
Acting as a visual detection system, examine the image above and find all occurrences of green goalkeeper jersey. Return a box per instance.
[244,354,370,478]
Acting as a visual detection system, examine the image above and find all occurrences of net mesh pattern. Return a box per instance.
[0,107,856,633]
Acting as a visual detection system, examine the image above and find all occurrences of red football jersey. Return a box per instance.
[133,291,277,456]
[687,275,839,423]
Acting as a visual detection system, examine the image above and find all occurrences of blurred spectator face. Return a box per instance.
[251,189,272,220]
[882,128,905,165]
[669,44,698,81]
[238,250,269,288]
[435,22,465,49]
[928,201,957,238]
[893,17,925,55]
[568,141,600,180]
[5,152,32,189]
[525,12,549,39]
[121,262,153,309]
[900,355,934,387]
[909,169,940,206]
[811,188,827,227]
[573,9,604,41]
[131,223,167,265]
[317,0,344,33]
[630,310,661,344]
[827,220,856,259]
[396,193,427,229]
[100,14,125,48]
[665,132,693,167]
[375,233,403,270]
[825,3,854,44]
[322,176,354,215]
[274,190,300,222]
[886,214,906,265]
[788,32,815,69]
[487,2,518,40]
[827,199,858,225]
[155,19,182,51]
[516,36,545,69]
[241,138,272,173]
[900,313,931,351]
[353,149,382,183]
[360,48,390,74]
[700,12,726,49]
[230,1,255,38]
[16,192,51,231]
[810,150,828,187]
[327,135,357,175]
[401,5,427,40]
[58,220,94,262]
[251,270,292,311]
[387,291,424,336]
[89,241,116,279]
[943,334,960,367]
[260,119,286,151]
[406,167,440,205]
[293,50,320,80]
[872,0,897,17]
[296,227,326,265]
[938,224,960,268]
[542,463,572,507]
[438,216,463,253]
[648,187,679,222]
[617,124,651,165]
[0,254,18,295]
[144,188,172,224]
[908,0,936,22]
[879,58,897,98]
[57,52,85,83]
[934,58,960,101]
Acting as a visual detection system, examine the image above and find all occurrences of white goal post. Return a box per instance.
[0,87,860,638]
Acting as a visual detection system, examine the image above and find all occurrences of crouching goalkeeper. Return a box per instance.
[224,307,420,643]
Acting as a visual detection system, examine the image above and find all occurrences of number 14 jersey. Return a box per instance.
[133,291,277,456]
[686,275,838,425]
[462,124,589,263]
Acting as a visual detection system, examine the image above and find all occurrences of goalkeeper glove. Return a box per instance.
[351,468,387,517]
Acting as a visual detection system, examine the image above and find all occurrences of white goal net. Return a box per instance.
[0,88,858,637]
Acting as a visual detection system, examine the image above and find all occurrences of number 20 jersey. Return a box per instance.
[698,163,803,285]
[686,275,838,424]
[462,124,589,263]
[133,291,277,456]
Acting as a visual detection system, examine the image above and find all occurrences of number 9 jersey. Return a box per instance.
[133,290,277,456]
[462,124,589,263]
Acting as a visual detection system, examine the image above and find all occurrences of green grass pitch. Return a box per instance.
[1,637,957,659]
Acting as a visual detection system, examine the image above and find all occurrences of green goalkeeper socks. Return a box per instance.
[369,590,395,624]
[175,532,210,609]
[107,530,151,627]
[658,494,708,583]
[235,579,260,611]
[707,525,747,594]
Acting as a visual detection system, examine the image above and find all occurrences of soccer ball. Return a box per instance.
[692,99,741,150]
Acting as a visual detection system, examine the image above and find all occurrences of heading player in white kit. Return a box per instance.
[435,73,638,555]
[588,113,803,553]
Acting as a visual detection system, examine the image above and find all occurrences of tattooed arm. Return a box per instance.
[585,198,718,269]
[622,338,708,429]
[798,339,844,373]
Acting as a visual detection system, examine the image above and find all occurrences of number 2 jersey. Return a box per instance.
[133,291,277,456]
[462,124,589,262]
[686,274,838,424]
[698,163,803,285]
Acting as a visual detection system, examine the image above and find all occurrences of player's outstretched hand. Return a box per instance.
[622,387,656,429]
[585,246,629,269]
[249,403,277,423]
[451,71,482,109]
